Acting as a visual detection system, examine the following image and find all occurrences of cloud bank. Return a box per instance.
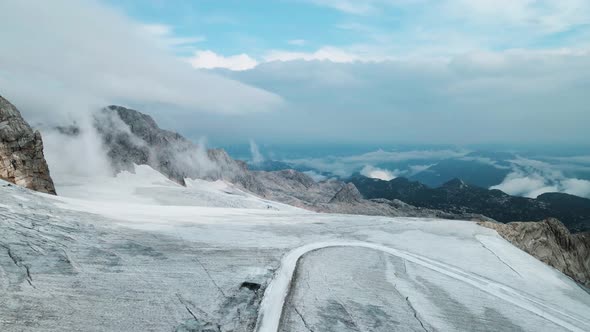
[360,165,397,181]
[189,50,258,71]
[214,50,590,144]
[285,149,466,178]
[491,172,590,198]
[0,0,281,126]
[491,157,590,198]
[0,0,285,183]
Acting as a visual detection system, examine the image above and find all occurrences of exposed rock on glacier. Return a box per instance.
[0,95,55,194]
[95,105,261,191]
[480,218,590,287]
[329,183,363,204]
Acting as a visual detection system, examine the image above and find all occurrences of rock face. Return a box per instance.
[94,105,260,190]
[351,174,590,233]
[329,183,363,204]
[480,219,590,287]
[0,95,56,194]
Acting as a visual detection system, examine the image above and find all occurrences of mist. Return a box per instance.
[0,0,282,182]
[249,140,265,165]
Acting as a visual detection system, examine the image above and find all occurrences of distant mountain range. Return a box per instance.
[350,175,590,233]
[408,154,511,188]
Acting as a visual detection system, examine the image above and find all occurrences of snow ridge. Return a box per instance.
[255,241,590,332]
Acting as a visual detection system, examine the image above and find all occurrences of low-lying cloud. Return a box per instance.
[0,0,284,183]
[360,165,397,181]
[491,157,590,198]
[285,148,466,178]
[249,140,265,164]
[491,172,559,198]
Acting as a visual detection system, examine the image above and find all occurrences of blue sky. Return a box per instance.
[1,0,589,146]
[105,0,590,69]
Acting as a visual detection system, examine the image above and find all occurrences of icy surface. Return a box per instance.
[1,168,590,332]
[55,164,298,210]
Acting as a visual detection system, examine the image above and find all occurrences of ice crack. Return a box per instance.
[405,297,429,332]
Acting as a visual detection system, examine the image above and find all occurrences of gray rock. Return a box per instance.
[329,183,363,204]
[94,105,261,191]
[480,219,590,287]
[0,95,56,194]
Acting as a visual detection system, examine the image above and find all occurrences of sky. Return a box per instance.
[1,0,589,146]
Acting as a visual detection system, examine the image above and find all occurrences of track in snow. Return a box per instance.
[254,241,590,332]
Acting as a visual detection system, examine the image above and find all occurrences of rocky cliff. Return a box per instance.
[480,219,590,287]
[94,105,261,191]
[0,95,56,194]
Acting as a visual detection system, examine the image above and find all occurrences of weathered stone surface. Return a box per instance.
[329,183,363,204]
[480,219,590,287]
[93,105,263,192]
[0,95,56,194]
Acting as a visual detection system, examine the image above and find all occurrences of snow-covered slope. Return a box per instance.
[54,164,298,210]
[1,168,589,332]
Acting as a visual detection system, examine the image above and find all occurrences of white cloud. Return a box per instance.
[264,47,358,63]
[562,178,590,198]
[0,0,280,123]
[408,164,435,175]
[341,149,469,163]
[444,0,590,33]
[263,46,394,63]
[360,165,397,181]
[305,0,390,15]
[491,172,557,198]
[249,139,265,164]
[491,163,590,199]
[288,39,307,46]
[189,50,259,71]
[283,149,466,178]
[142,23,173,37]
[216,50,589,144]
[142,24,205,48]
[303,170,328,182]
[308,0,590,35]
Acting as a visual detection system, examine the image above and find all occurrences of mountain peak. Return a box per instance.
[442,178,468,189]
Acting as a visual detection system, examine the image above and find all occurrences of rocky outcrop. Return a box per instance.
[0,95,56,194]
[94,105,193,185]
[94,105,262,191]
[329,183,363,204]
[480,219,590,287]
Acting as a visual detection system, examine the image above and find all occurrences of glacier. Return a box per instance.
[1,165,589,331]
